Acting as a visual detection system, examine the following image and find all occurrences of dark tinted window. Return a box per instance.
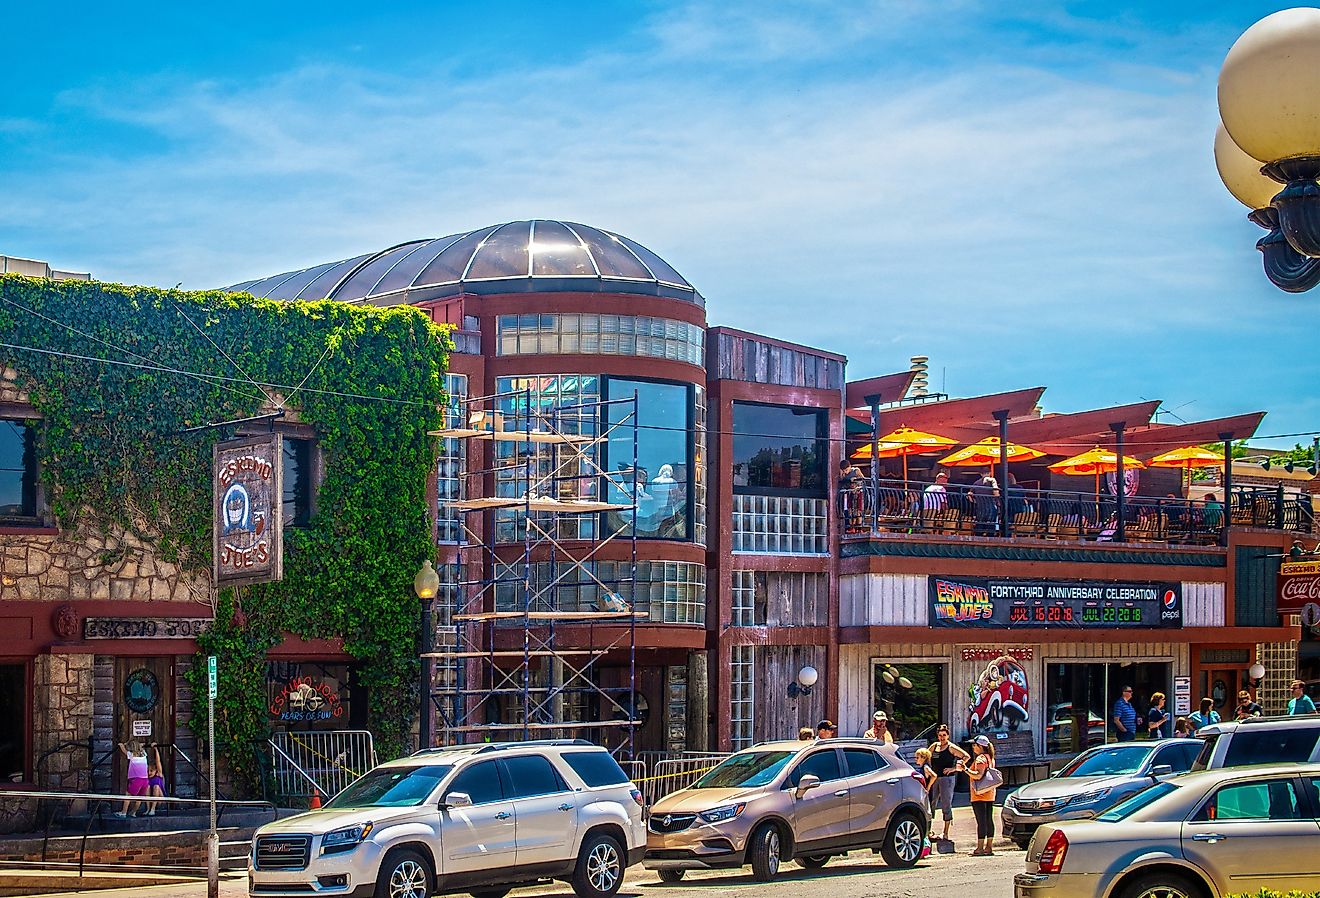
[1223,727,1320,768]
[282,438,313,528]
[0,664,23,780]
[1175,743,1202,771]
[1191,735,1217,772]
[732,402,828,497]
[447,760,505,805]
[789,750,842,786]
[843,748,884,777]
[0,421,36,520]
[1151,743,1196,774]
[502,755,568,798]
[562,752,630,788]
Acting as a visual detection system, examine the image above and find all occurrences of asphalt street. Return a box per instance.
[32,801,1021,898]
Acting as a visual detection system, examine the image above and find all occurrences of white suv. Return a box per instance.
[1192,714,1320,770]
[249,740,645,898]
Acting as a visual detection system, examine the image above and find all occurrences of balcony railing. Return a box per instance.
[839,479,1312,545]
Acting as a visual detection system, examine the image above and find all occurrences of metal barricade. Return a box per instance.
[642,754,727,806]
[268,730,377,800]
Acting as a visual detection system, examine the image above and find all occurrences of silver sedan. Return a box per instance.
[1015,763,1320,898]
[1002,740,1200,848]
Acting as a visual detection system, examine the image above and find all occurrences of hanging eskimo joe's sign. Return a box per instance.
[929,576,1182,629]
[213,434,283,586]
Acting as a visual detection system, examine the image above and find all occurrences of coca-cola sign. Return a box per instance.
[1278,561,1320,613]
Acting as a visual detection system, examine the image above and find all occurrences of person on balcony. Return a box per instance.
[922,472,949,510]
[838,458,865,529]
[1202,493,1224,529]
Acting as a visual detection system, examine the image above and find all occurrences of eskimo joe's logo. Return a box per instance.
[932,579,994,622]
[269,676,343,722]
[218,451,273,570]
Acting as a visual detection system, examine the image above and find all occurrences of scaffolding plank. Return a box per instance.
[451,497,523,510]
[421,650,603,658]
[427,427,493,438]
[454,611,648,621]
[479,431,595,445]
[440,721,639,732]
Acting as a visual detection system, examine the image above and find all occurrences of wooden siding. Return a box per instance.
[1183,581,1226,628]
[715,332,843,389]
[839,574,927,627]
[736,570,830,627]
[754,645,828,743]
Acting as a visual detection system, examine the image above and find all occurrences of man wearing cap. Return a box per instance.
[815,719,837,739]
[863,710,895,743]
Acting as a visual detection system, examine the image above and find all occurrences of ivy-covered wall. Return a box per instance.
[0,275,450,791]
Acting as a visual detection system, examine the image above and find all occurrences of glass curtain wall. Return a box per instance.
[605,378,693,541]
[732,403,828,496]
[1045,662,1172,754]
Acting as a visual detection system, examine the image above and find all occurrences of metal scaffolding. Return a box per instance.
[424,386,642,755]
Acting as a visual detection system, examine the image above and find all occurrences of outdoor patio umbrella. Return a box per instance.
[850,426,957,481]
[937,436,1044,469]
[1148,445,1225,494]
[1048,446,1146,520]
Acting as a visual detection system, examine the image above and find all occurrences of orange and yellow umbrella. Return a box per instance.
[1048,446,1146,503]
[938,437,1044,469]
[1148,445,1224,493]
[851,426,957,480]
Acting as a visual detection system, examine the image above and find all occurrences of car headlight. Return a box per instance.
[1067,788,1111,806]
[322,822,374,853]
[698,803,746,824]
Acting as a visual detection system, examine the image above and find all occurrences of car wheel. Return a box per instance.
[1120,872,1202,898]
[571,831,624,898]
[657,869,685,883]
[375,849,432,898]
[747,824,783,882]
[798,855,830,869]
[880,811,924,868]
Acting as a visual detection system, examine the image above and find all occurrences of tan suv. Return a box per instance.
[644,739,929,882]
[249,740,645,898]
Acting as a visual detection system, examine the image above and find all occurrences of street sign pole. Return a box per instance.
[207,655,218,898]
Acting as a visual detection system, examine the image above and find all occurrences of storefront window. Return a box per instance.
[0,663,25,781]
[732,403,828,497]
[1045,661,1171,755]
[606,378,692,540]
[266,662,365,731]
[871,661,945,743]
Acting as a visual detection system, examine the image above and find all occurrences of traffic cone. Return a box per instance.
[309,790,321,810]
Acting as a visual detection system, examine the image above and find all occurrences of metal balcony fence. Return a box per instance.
[839,479,1312,545]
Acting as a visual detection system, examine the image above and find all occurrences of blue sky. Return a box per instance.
[0,2,1313,447]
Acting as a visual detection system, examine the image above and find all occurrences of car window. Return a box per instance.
[1097,782,1179,822]
[1199,779,1303,821]
[1222,728,1320,768]
[842,748,887,777]
[447,760,505,805]
[788,749,842,786]
[1191,734,1217,772]
[1151,744,1195,774]
[327,765,453,809]
[693,751,794,789]
[562,752,630,788]
[502,755,569,798]
[1059,745,1151,777]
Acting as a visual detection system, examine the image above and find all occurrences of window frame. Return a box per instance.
[602,375,696,543]
[730,401,830,499]
[0,419,40,524]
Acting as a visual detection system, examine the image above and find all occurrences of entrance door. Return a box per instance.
[113,657,173,793]
[1204,668,1239,718]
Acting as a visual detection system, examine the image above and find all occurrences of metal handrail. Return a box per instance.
[167,741,225,801]
[0,789,275,876]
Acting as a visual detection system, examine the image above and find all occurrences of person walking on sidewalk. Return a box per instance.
[1290,680,1317,715]
[927,723,969,843]
[961,735,999,856]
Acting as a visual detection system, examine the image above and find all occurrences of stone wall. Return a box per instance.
[33,654,94,790]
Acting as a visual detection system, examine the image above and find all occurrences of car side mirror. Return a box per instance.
[794,774,821,798]
[442,792,472,809]
[1149,765,1173,778]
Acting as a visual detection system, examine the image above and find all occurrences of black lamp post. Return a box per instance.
[414,560,440,750]
[1217,9,1320,293]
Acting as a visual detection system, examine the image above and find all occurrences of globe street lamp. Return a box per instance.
[1217,8,1320,292]
[414,560,440,749]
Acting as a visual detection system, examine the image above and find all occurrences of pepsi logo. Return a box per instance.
[1163,590,1178,610]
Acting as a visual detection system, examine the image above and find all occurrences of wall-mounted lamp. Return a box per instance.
[1248,662,1266,689]
[787,665,818,699]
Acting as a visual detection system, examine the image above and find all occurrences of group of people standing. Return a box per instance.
[912,725,999,857]
[1112,680,1314,743]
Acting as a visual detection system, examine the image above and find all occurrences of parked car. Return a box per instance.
[1044,703,1107,755]
[1001,739,1200,848]
[1015,763,1320,898]
[1192,713,1320,770]
[248,739,645,898]
[644,738,929,882]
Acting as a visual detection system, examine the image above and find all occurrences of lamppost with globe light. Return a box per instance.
[1216,8,1320,292]
[413,560,440,750]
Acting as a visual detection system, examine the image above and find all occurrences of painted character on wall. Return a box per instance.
[967,655,1029,735]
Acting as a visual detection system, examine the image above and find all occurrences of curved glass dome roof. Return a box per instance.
[225,220,703,306]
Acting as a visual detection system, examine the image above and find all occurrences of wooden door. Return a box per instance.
[113,657,174,793]
[1204,667,1239,720]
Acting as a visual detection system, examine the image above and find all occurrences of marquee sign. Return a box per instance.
[929,576,1183,629]
[213,434,284,586]
[1278,560,1320,614]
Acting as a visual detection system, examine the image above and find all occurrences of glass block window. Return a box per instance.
[731,645,755,750]
[437,373,468,544]
[493,375,601,543]
[732,494,829,554]
[731,570,756,627]
[497,314,704,367]
[494,560,705,624]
